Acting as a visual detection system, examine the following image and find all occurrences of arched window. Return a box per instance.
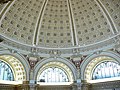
[39,67,69,82]
[92,61,120,80]
[0,60,14,81]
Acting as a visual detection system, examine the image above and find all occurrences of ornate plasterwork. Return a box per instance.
[0,55,26,81]
[0,0,119,55]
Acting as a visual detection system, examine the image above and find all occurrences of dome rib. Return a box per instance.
[95,0,118,34]
[37,0,74,48]
[0,3,8,19]
[67,0,78,46]
[33,0,48,45]
[0,1,13,23]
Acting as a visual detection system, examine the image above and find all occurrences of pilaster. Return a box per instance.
[81,80,91,90]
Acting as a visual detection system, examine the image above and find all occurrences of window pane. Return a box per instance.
[92,61,120,80]
[0,60,14,81]
[39,67,69,82]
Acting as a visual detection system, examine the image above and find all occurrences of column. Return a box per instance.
[81,80,91,90]
[29,84,37,90]
[28,57,38,90]
[72,82,77,90]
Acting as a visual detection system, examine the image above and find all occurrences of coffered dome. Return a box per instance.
[0,0,120,55]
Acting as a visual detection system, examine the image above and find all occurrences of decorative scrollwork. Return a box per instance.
[49,50,61,57]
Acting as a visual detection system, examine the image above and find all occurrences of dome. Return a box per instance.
[0,0,120,55]
[0,0,120,90]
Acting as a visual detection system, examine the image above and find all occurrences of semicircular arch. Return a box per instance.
[80,51,120,82]
[0,50,30,81]
[34,57,77,83]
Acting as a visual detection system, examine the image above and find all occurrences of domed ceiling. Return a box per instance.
[0,0,120,55]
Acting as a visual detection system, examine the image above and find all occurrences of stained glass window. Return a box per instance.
[92,61,120,80]
[39,67,69,82]
[0,60,14,81]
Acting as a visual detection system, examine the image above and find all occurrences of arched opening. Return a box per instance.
[0,55,26,84]
[39,67,69,82]
[84,55,120,83]
[92,61,120,80]
[0,60,14,81]
[36,61,74,85]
